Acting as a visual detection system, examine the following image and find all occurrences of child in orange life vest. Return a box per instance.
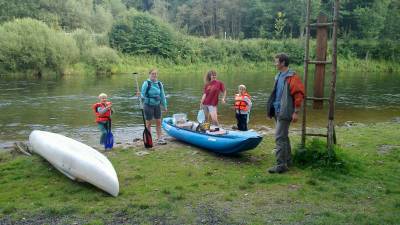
[92,93,113,145]
[234,85,252,131]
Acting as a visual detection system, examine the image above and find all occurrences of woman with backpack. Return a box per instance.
[141,68,168,145]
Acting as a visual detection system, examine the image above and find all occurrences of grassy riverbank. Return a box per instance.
[109,55,400,75]
[1,121,399,224]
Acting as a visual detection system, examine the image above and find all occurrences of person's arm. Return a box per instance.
[200,93,206,107]
[107,102,114,114]
[160,82,167,110]
[289,75,305,122]
[244,96,252,110]
[221,82,226,104]
[97,106,108,115]
[141,81,148,99]
[222,89,227,104]
[289,75,305,112]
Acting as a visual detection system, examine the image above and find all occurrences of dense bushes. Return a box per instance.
[110,11,176,58]
[187,38,306,65]
[0,0,118,33]
[0,19,119,75]
[0,18,79,74]
[293,139,349,173]
[87,46,120,73]
[72,29,120,73]
[109,11,305,65]
[1,12,398,76]
[339,39,400,61]
[109,11,399,65]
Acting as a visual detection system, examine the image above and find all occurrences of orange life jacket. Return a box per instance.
[92,102,112,122]
[234,93,251,112]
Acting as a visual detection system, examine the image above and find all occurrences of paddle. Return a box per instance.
[134,72,153,148]
[104,119,114,150]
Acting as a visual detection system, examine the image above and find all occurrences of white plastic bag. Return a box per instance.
[197,109,205,123]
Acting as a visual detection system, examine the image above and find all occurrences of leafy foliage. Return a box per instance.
[339,39,400,61]
[0,18,79,74]
[72,29,120,73]
[110,11,176,58]
[294,139,348,172]
[0,0,399,74]
[87,46,120,73]
[0,0,398,41]
[0,0,125,33]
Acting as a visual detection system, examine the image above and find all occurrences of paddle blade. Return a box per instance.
[105,131,114,149]
[143,128,153,148]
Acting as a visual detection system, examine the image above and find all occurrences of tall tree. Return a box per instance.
[381,0,400,40]
[150,0,169,21]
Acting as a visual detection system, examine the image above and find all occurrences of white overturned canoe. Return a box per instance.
[29,130,119,197]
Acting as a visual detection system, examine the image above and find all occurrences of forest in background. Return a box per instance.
[0,0,399,74]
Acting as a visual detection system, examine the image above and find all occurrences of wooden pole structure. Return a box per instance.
[327,0,339,151]
[313,14,328,109]
[301,0,311,147]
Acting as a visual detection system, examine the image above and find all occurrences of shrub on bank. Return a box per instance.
[294,139,349,173]
[0,18,79,74]
[71,29,97,62]
[108,12,306,65]
[339,39,400,61]
[110,11,176,58]
[72,29,120,73]
[87,46,120,73]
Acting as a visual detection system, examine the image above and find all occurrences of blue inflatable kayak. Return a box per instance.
[162,117,262,154]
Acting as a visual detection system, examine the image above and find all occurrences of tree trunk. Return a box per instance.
[36,70,42,79]
[213,0,217,36]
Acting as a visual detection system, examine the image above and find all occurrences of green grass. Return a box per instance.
[60,53,400,76]
[3,54,398,78]
[110,55,400,75]
[0,122,399,224]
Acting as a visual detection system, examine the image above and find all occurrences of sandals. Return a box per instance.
[157,138,167,145]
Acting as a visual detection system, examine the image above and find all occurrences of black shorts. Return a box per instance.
[144,104,161,120]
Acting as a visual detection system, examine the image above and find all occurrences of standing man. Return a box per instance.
[267,53,305,173]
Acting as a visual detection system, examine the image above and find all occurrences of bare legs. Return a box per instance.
[146,119,163,140]
[204,109,219,126]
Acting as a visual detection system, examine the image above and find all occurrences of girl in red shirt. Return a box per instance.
[200,70,226,126]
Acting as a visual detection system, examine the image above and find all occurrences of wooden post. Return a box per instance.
[327,0,339,151]
[313,14,328,109]
[301,0,311,147]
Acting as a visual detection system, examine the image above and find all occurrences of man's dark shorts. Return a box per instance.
[144,104,161,120]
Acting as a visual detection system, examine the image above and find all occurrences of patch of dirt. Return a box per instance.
[288,184,302,191]
[391,117,400,123]
[192,203,232,225]
[377,144,399,154]
[0,215,86,225]
[342,121,366,128]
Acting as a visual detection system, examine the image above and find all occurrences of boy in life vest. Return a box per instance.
[92,93,113,148]
[234,84,252,131]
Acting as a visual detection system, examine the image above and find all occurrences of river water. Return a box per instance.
[0,70,399,149]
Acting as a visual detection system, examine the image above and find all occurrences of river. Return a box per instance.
[1,70,399,149]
